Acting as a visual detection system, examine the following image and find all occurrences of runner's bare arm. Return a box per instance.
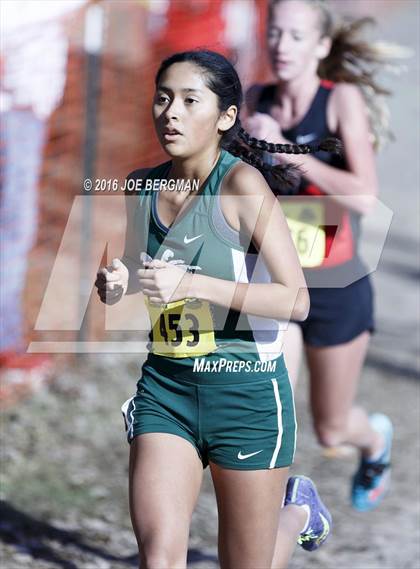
[271,84,378,215]
[187,163,310,321]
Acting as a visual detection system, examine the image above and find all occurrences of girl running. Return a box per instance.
[95,50,337,568]
[244,0,403,512]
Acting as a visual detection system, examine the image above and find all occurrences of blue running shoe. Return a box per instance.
[351,413,393,512]
[284,475,332,551]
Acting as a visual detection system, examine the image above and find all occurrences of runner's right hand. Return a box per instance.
[95,258,129,305]
[242,112,285,144]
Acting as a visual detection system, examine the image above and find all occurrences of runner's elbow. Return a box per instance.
[291,289,310,321]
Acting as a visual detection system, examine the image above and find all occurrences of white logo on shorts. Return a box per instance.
[237,449,263,460]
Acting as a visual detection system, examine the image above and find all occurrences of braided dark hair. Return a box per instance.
[239,128,341,155]
[155,49,341,194]
[237,129,342,194]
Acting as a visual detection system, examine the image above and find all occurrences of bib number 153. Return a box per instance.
[145,298,216,358]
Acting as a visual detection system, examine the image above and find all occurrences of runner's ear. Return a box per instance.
[316,35,332,60]
[218,105,237,133]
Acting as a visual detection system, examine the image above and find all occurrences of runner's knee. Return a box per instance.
[314,420,346,447]
[140,543,186,569]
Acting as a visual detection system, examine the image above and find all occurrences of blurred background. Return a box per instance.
[0,1,419,568]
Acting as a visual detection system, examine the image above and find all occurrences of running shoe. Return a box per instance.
[284,475,332,551]
[351,413,393,512]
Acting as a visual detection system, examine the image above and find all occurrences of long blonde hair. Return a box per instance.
[270,0,412,149]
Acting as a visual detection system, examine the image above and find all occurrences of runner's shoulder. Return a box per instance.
[330,83,365,110]
[223,159,273,199]
[328,83,367,130]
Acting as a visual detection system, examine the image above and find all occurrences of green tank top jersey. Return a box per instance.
[127,148,286,362]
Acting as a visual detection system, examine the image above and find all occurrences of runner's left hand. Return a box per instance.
[137,259,192,304]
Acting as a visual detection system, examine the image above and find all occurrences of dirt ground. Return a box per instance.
[0,350,419,569]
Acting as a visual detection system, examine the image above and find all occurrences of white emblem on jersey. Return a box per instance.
[161,249,175,263]
[296,133,318,144]
[184,234,203,244]
[140,250,202,272]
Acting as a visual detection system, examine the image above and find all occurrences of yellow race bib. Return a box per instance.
[281,200,326,268]
[145,297,217,358]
